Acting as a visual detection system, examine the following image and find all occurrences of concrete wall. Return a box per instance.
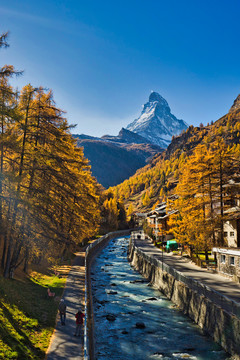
[85,229,133,360]
[128,241,240,359]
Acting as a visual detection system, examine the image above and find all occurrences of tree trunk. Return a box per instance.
[3,237,12,278]
[23,247,29,273]
[9,238,23,272]
[1,233,7,269]
[205,249,209,261]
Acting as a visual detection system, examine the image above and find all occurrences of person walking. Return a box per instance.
[74,309,85,336]
[58,298,67,325]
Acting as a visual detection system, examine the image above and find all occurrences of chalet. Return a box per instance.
[146,195,178,241]
[133,212,147,227]
[223,206,240,248]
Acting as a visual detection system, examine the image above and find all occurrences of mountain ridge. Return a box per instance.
[126,91,188,147]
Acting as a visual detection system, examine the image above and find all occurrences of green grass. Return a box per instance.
[192,253,215,261]
[0,270,66,359]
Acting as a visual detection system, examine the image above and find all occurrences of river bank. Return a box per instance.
[91,236,229,360]
[129,234,240,359]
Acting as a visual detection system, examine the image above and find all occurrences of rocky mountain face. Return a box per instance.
[126,92,188,148]
[229,94,240,113]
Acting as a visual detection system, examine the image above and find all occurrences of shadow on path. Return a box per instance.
[46,249,85,360]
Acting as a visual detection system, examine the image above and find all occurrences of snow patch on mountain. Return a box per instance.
[126,92,188,148]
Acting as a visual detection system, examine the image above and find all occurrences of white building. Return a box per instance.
[213,206,240,283]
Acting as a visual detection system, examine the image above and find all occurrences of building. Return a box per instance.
[212,206,240,283]
[132,212,147,227]
[146,196,178,241]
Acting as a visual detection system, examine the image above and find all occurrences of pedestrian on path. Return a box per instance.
[74,309,85,336]
[58,298,67,325]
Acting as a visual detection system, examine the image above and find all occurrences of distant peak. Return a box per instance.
[126,92,188,148]
[148,92,169,110]
[149,91,163,102]
[229,94,240,113]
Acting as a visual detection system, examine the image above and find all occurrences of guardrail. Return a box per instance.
[130,234,240,319]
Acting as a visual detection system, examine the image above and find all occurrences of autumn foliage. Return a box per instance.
[110,95,240,251]
[0,33,100,278]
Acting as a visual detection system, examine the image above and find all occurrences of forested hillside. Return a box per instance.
[109,95,240,214]
[75,137,161,187]
[0,33,100,279]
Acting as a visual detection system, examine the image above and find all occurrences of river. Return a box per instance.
[91,236,230,360]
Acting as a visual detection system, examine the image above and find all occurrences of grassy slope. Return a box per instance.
[0,268,68,359]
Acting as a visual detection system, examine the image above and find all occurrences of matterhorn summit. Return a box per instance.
[126,92,188,148]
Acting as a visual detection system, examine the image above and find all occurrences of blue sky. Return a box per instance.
[1,0,240,136]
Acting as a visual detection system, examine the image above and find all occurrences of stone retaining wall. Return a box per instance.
[128,240,240,359]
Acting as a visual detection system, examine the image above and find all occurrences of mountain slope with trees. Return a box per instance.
[108,95,240,215]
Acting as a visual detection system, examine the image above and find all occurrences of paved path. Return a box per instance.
[46,250,85,360]
[46,236,240,359]
[134,238,240,312]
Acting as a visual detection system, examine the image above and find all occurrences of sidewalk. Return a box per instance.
[135,238,240,309]
[46,250,85,360]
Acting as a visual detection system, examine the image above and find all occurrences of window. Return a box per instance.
[220,255,226,264]
[230,256,235,266]
[224,232,228,237]
[230,231,235,237]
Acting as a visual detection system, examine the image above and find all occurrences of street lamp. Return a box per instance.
[155,216,158,244]
[161,222,164,272]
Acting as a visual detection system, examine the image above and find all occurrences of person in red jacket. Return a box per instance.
[74,309,85,336]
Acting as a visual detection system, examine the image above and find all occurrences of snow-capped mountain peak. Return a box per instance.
[126,92,188,148]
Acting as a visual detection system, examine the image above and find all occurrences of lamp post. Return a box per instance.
[161,222,164,272]
[155,216,158,245]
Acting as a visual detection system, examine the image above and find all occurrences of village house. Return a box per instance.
[212,180,240,283]
[133,212,147,227]
[146,195,178,241]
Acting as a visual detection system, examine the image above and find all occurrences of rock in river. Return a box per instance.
[106,290,118,295]
[136,322,146,329]
[106,314,116,321]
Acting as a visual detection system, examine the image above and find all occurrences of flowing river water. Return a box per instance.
[91,236,230,360]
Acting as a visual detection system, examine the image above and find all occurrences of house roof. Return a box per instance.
[156,209,179,220]
[223,179,240,188]
[224,206,240,220]
[147,196,179,218]
[212,247,240,256]
[135,212,147,218]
